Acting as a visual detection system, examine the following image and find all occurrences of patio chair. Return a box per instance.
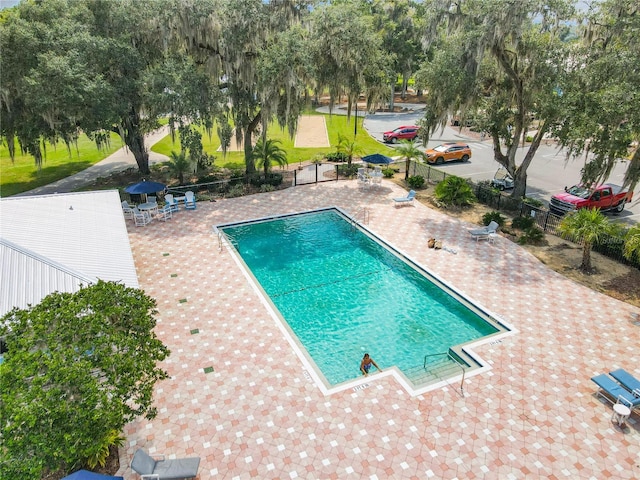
[133,207,152,227]
[609,368,640,395]
[131,448,200,480]
[155,205,173,222]
[122,201,135,219]
[469,221,499,242]
[591,373,640,410]
[164,194,179,212]
[393,190,416,207]
[184,191,197,210]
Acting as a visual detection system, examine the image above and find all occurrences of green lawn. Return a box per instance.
[0,133,123,197]
[0,114,396,196]
[152,114,396,169]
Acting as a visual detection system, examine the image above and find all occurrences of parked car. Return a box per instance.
[382,125,419,143]
[491,167,514,190]
[424,143,472,164]
[549,183,633,215]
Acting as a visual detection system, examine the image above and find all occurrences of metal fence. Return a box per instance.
[293,163,339,185]
[406,160,639,269]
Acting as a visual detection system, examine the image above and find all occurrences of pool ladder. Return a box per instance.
[422,352,467,395]
[351,207,370,229]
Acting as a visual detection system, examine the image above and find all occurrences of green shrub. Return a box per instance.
[512,215,536,230]
[311,154,324,164]
[518,226,545,245]
[260,184,275,193]
[382,168,395,178]
[325,152,349,162]
[481,211,506,227]
[522,196,543,207]
[86,430,125,469]
[338,164,359,177]
[434,176,476,207]
[248,172,283,187]
[525,135,534,143]
[226,184,246,198]
[407,175,425,188]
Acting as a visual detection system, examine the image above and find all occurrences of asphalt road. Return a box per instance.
[364,111,639,225]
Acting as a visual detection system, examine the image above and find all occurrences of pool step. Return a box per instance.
[405,357,464,387]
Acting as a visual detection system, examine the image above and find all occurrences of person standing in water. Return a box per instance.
[360,353,381,376]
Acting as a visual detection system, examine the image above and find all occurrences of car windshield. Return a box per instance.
[433,145,448,152]
[566,186,590,198]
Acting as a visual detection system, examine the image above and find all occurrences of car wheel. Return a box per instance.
[436,157,444,165]
[391,137,398,144]
[461,154,469,162]
[615,199,626,212]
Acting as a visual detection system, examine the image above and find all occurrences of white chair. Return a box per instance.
[469,221,499,241]
[133,207,152,227]
[156,205,173,222]
[121,201,135,219]
[165,193,179,212]
[357,168,370,188]
[184,191,197,210]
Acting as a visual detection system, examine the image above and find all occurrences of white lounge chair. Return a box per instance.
[184,191,197,210]
[165,194,179,212]
[393,190,416,207]
[469,221,499,241]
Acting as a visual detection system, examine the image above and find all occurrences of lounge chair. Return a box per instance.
[131,448,200,480]
[469,221,499,241]
[393,190,416,207]
[184,191,197,210]
[609,368,640,396]
[164,194,179,212]
[591,373,640,409]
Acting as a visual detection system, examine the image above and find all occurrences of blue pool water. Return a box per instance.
[221,209,498,385]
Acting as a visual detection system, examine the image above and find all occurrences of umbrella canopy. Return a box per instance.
[124,180,166,195]
[62,470,123,480]
[362,153,392,165]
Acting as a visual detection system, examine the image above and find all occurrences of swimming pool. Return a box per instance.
[219,209,501,386]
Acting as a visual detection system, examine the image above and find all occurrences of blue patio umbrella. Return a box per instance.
[62,470,123,480]
[362,153,392,165]
[124,180,167,195]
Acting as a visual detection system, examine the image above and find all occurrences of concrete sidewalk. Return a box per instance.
[17,126,171,197]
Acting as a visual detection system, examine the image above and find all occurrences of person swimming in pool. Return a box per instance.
[360,353,381,376]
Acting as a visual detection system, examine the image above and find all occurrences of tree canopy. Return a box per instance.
[0,281,170,479]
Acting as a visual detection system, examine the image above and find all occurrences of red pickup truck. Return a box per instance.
[549,183,634,215]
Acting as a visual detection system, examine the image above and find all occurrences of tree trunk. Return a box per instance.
[389,84,395,112]
[117,108,150,174]
[243,111,262,175]
[508,123,549,199]
[581,241,592,272]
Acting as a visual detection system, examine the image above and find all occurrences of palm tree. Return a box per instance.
[558,208,622,273]
[252,138,287,176]
[623,224,640,263]
[167,150,192,185]
[336,134,362,167]
[395,140,425,180]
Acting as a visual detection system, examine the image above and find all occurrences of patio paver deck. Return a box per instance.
[118,180,639,479]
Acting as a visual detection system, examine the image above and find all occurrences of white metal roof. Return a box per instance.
[0,190,139,316]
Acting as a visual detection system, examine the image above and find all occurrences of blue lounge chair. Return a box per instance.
[609,368,640,395]
[393,190,416,207]
[591,374,640,409]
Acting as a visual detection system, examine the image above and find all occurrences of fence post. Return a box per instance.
[315,164,318,183]
[543,211,549,232]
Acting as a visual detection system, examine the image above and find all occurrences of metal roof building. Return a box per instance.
[0,190,139,316]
